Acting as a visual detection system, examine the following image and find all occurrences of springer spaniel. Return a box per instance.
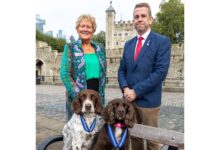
[62,89,104,150]
[92,98,137,150]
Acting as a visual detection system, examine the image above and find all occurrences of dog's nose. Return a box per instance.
[118,109,125,114]
[85,104,91,110]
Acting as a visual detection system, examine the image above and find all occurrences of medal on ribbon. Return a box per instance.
[80,115,96,132]
[107,124,128,148]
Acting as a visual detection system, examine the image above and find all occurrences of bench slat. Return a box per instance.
[129,124,184,149]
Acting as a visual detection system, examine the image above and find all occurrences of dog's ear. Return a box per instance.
[102,101,115,124]
[72,93,82,115]
[124,101,137,128]
[93,92,103,115]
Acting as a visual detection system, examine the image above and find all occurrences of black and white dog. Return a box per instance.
[62,89,104,150]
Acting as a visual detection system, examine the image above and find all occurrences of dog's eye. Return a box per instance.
[82,94,86,99]
[79,94,86,101]
[113,103,118,109]
[91,94,97,101]
[123,103,128,108]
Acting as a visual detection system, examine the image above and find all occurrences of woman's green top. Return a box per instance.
[84,53,100,80]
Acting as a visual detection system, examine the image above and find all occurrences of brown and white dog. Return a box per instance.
[62,89,104,150]
[92,98,137,150]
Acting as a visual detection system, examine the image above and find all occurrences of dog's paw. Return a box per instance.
[72,145,81,150]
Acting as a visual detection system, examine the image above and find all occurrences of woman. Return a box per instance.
[60,14,106,121]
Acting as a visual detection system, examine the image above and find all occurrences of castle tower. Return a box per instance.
[105,0,115,50]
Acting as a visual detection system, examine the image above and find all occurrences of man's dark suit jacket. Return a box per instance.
[118,31,171,108]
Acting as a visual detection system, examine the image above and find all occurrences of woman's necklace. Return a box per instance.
[83,44,94,53]
[83,44,91,50]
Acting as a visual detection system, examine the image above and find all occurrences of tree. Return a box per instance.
[92,31,105,47]
[36,30,66,52]
[151,0,184,43]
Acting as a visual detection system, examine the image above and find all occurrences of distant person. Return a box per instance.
[60,14,106,121]
[118,2,171,150]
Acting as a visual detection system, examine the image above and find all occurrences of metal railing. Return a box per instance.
[36,76,62,85]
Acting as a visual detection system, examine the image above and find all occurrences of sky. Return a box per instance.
[36,0,167,40]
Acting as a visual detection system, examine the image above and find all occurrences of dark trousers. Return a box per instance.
[86,78,99,92]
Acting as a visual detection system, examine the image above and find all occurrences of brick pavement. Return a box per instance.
[36,85,184,149]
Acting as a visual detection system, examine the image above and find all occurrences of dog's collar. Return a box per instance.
[107,124,128,148]
[114,123,125,128]
[80,115,96,133]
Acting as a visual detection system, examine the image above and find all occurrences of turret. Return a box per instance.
[105,0,116,50]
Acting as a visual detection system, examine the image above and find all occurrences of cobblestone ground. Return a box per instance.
[36,85,184,149]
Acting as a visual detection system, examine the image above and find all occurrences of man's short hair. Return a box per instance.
[134,2,152,17]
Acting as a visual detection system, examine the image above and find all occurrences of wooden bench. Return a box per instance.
[37,123,184,150]
[130,124,184,149]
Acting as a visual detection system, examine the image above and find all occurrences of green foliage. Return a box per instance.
[36,30,66,52]
[151,0,184,43]
[92,31,106,47]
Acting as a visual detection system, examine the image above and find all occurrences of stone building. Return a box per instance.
[36,2,184,91]
[105,2,136,50]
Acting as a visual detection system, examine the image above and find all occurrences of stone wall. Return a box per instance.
[36,41,62,85]
[164,44,184,92]
[36,41,184,91]
[105,44,184,92]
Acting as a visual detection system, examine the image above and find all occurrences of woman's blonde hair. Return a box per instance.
[75,14,97,32]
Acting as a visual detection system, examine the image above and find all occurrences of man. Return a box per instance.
[118,2,171,150]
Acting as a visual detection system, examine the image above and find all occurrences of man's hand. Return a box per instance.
[123,88,137,102]
[123,87,130,100]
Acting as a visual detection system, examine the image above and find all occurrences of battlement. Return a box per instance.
[36,41,49,48]
[171,44,184,55]
[36,41,60,55]
[172,44,184,49]
[114,20,133,27]
[36,41,62,80]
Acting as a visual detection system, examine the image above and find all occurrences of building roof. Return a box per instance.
[106,0,115,13]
